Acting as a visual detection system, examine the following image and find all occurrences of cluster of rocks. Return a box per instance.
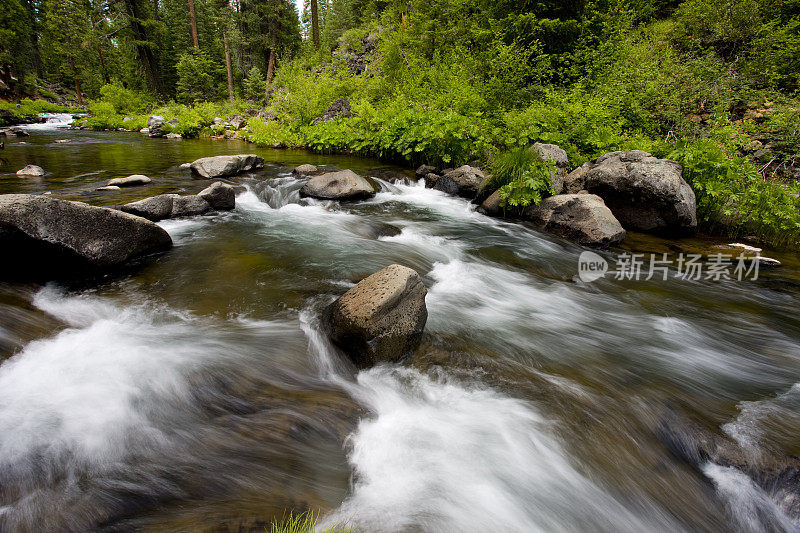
[120,181,235,221]
[139,116,181,139]
[1,126,29,137]
[415,144,699,248]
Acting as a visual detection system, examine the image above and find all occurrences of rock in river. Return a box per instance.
[107,174,152,187]
[0,194,172,278]
[292,164,319,176]
[198,181,236,210]
[16,165,45,177]
[190,154,265,179]
[121,193,214,221]
[299,169,377,201]
[524,194,626,247]
[426,165,485,199]
[325,264,428,366]
[583,150,697,234]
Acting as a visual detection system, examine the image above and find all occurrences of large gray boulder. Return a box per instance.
[582,151,697,234]
[0,194,172,277]
[170,195,212,217]
[523,194,626,247]
[120,194,178,221]
[198,181,235,210]
[121,193,213,220]
[299,169,377,201]
[563,163,589,194]
[426,165,485,199]
[190,154,265,179]
[325,264,428,366]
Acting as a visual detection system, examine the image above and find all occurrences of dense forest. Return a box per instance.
[3,0,800,245]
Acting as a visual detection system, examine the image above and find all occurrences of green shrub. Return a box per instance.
[176,50,222,103]
[662,139,800,246]
[97,84,154,115]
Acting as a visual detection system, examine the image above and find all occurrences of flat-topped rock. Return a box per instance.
[324,264,428,366]
[190,154,265,178]
[0,194,172,278]
[299,169,377,201]
[107,175,152,187]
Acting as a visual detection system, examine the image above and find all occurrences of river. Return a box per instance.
[1,122,799,532]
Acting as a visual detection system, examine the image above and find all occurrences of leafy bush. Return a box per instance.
[490,147,556,208]
[97,84,154,115]
[662,139,800,246]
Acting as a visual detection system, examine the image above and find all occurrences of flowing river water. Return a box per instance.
[1,123,800,532]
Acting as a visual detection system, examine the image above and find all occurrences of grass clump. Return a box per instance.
[489,147,556,209]
[269,511,354,533]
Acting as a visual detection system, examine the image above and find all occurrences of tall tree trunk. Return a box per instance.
[266,48,275,84]
[97,45,111,83]
[223,30,234,102]
[311,0,319,49]
[69,57,84,105]
[187,0,199,47]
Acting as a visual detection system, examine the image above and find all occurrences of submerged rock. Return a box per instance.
[524,194,626,247]
[583,151,697,234]
[655,405,800,524]
[190,154,265,179]
[107,174,152,187]
[198,181,236,210]
[0,194,171,278]
[299,169,377,201]
[16,165,45,177]
[325,264,428,366]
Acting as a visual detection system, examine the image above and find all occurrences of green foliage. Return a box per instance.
[97,84,154,115]
[243,67,268,103]
[0,99,80,119]
[662,139,800,246]
[248,117,303,147]
[176,50,222,103]
[490,147,555,208]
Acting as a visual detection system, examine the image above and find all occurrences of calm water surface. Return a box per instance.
[1,125,799,532]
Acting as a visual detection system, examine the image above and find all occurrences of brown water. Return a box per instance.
[1,123,800,532]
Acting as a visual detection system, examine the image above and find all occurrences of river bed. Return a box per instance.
[1,125,799,532]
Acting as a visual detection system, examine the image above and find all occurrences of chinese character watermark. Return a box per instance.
[577,251,769,283]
